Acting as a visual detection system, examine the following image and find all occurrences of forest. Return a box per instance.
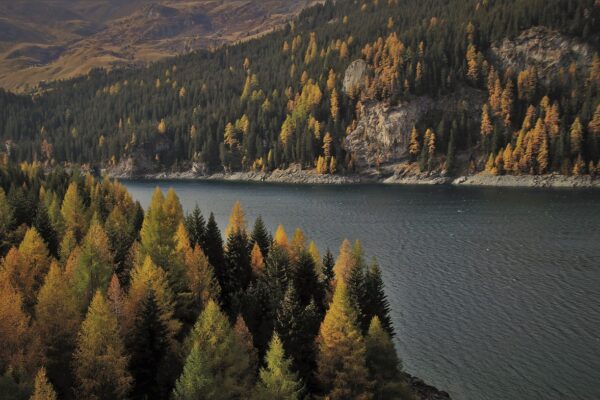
[0,160,409,400]
[0,0,598,177]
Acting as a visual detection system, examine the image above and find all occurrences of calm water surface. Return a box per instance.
[123,180,600,400]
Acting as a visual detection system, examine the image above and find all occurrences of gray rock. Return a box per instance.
[342,59,369,95]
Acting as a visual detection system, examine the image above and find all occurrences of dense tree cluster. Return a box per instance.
[0,0,597,177]
[0,161,407,399]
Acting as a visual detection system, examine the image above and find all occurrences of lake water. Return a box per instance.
[123,180,600,400]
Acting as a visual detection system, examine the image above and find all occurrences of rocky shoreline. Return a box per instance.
[107,165,599,189]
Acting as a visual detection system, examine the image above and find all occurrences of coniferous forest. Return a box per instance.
[0,0,599,177]
[0,160,407,400]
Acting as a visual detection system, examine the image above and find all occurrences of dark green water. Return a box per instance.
[123,180,600,400]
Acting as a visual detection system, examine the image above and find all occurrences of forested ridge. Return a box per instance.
[0,160,413,399]
[0,0,599,177]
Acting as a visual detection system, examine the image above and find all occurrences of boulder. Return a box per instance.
[342,59,369,95]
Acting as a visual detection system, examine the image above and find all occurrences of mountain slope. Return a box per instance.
[0,0,317,91]
[0,0,598,182]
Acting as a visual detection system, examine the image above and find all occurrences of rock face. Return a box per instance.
[344,86,485,174]
[345,97,434,170]
[489,26,595,83]
[342,59,369,95]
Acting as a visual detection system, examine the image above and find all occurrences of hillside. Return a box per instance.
[0,0,318,91]
[0,0,599,183]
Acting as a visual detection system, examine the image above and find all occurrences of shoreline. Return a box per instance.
[107,167,600,189]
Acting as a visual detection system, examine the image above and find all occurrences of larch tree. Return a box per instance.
[183,245,221,319]
[35,263,80,395]
[225,200,247,238]
[409,126,420,159]
[140,187,175,269]
[365,317,405,400]
[316,282,372,400]
[125,256,180,343]
[15,227,51,310]
[72,222,114,311]
[234,315,259,377]
[253,333,303,400]
[333,239,354,284]
[61,182,88,242]
[30,368,57,400]
[73,291,132,400]
[251,242,265,276]
[0,279,31,373]
[274,224,289,250]
[570,117,584,157]
[173,301,253,400]
[0,188,13,254]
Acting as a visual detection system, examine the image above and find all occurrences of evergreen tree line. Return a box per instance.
[0,161,408,400]
[0,0,597,176]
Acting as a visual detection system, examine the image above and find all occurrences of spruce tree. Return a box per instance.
[251,215,271,257]
[204,212,225,288]
[129,289,168,399]
[185,204,206,250]
[364,261,394,336]
[33,202,58,258]
[223,229,251,314]
[322,248,335,285]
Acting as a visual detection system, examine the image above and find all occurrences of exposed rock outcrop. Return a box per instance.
[489,26,595,83]
[342,59,369,95]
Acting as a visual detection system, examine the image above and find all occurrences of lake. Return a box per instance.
[123,180,600,400]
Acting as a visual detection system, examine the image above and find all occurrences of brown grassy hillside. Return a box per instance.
[0,0,316,92]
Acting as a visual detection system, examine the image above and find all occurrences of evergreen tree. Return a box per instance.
[0,188,14,255]
[185,204,206,250]
[129,289,169,399]
[33,202,58,258]
[253,333,303,400]
[73,291,132,400]
[322,248,335,286]
[30,368,57,400]
[16,227,51,310]
[365,317,406,400]
[204,212,225,287]
[173,301,252,400]
[251,216,271,258]
[61,182,88,242]
[223,229,251,314]
[35,263,80,396]
[364,261,394,336]
[72,222,114,311]
[316,282,372,399]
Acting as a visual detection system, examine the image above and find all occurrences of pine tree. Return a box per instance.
[185,204,206,250]
[253,333,303,400]
[33,202,58,258]
[30,368,57,400]
[365,317,405,400]
[316,282,372,399]
[276,284,320,389]
[173,301,252,400]
[251,216,271,258]
[129,289,169,399]
[73,291,132,400]
[223,228,251,314]
[364,261,394,336]
[204,212,226,285]
[322,248,335,286]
